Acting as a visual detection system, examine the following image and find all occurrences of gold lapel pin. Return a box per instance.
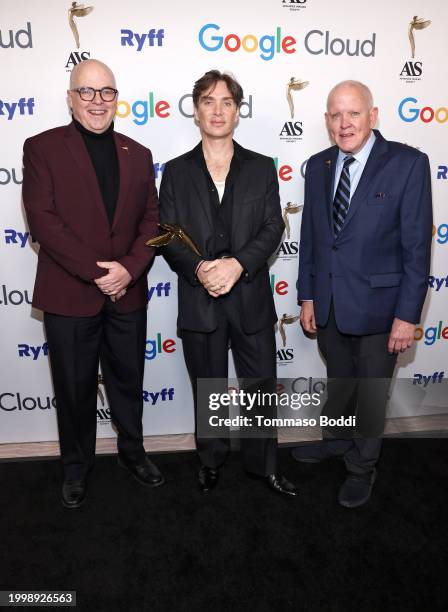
[325,159,332,167]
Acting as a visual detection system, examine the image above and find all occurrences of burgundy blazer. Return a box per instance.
[22,122,158,316]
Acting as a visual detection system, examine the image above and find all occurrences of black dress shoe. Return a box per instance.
[61,479,86,509]
[198,465,219,494]
[266,474,299,497]
[118,455,165,487]
[338,470,377,508]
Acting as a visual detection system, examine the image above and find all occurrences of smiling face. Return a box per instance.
[68,60,117,134]
[193,80,239,140]
[325,84,378,154]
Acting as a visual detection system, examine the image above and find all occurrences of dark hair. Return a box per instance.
[192,70,244,108]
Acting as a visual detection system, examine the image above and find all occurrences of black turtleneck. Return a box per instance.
[74,119,119,226]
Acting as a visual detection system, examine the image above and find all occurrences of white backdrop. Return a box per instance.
[1,0,447,445]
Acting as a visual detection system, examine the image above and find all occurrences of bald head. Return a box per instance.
[325,80,378,154]
[69,59,116,90]
[327,80,373,111]
[67,59,118,134]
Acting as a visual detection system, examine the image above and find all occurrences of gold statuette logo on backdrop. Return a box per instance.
[282,202,303,239]
[279,313,300,348]
[400,16,431,83]
[286,77,309,119]
[68,2,94,49]
[280,78,308,143]
[276,202,303,261]
[408,16,431,59]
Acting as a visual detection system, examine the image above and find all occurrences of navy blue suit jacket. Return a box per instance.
[297,130,433,335]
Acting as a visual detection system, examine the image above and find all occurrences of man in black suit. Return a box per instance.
[159,70,297,496]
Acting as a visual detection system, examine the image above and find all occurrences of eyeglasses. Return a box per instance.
[71,87,118,102]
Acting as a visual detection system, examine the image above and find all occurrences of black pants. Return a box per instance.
[45,301,147,480]
[316,304,397,475]
[182,291,277,476]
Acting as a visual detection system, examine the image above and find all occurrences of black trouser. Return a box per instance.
[315,304,397,475]
[181,291,277,477]
[45,301,147,480]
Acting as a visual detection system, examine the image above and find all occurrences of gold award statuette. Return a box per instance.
[408,16,431,58]
[146,223,202,256]
[68,2,94,49]
[286,77,309,119]
[279,313,300,348]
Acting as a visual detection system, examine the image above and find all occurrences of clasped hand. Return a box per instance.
[197,258,243,297]
[94,261,132,302]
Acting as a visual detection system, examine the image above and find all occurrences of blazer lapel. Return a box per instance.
[231,162,252,246]
[325,147,339,232]
[112,133,131,230]
[186,156,214,232]
[340,132,390,235]
[63,122,109,225]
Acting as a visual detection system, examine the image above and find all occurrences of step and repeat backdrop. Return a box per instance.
[1,0,447,445]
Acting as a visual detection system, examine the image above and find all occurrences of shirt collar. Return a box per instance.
[337,130,376,166]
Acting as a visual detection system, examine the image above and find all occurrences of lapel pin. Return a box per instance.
[121,146,129,154]
[325,159,332,168]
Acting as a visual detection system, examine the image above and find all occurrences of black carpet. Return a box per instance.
[1,439,447,611]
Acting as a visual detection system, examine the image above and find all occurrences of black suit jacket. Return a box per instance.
[159,141,284,334]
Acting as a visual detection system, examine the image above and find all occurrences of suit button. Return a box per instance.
[111,231,115,237]
[329,273,333,278]
[219,233,224,238]
[332,245,338,251]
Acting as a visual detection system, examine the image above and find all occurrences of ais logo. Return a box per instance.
[145,333,176,360]
[400,61,423,82]
[276,241,299,259]
[282,0,307,11]
[65,51,90,72]
[279,121,303,143]
[198,24,296,61]
[398,98,448,123]
[414,321,448,346]
[277,347,294,364]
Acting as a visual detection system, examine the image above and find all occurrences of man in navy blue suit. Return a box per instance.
[294,80,432,507]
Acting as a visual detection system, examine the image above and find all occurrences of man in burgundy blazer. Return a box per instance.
[22,59,164,508]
